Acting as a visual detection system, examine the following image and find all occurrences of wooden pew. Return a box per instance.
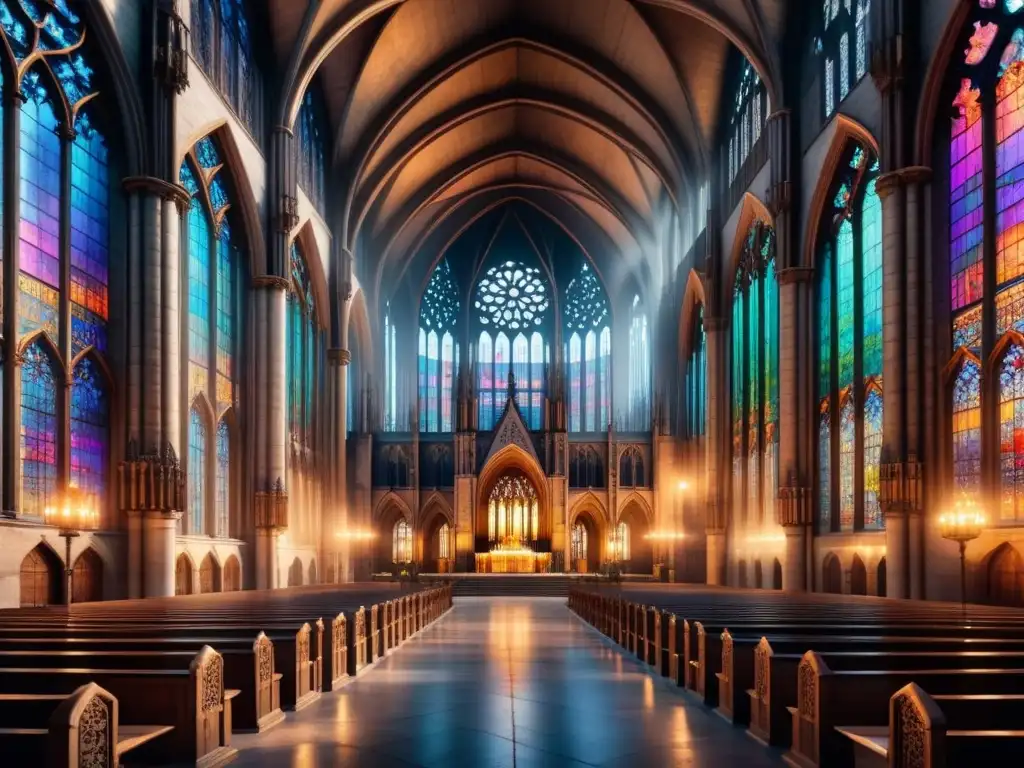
[0,683,172,767]
[0,646,234,767]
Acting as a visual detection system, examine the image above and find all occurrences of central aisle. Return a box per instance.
[233,597,780,767]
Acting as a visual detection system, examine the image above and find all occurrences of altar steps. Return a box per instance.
[448,576,573,597]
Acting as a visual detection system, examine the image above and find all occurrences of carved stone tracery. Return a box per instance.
[78,695,111,768]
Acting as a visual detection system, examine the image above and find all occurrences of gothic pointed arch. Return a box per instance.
[564,261,610,433]
[418,257,461,433]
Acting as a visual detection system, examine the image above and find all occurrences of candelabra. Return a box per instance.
[44,488,100,606]
[938,496,986,613]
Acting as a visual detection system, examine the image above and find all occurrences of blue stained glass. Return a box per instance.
[298,89,327,213]
[19,273,58,340]
[71,357,108,499]
[216,420,229,538]
[20,93,61,289]
[196,136,222,170]
[71,304,106,356]
[54,54,95,106]
[210,174,230,215]
[421,259,460,331]
[819,403,831,530]
[1008,0,1024,15]
[216,225,233,380]
[188,408,207,534]
[0,4,29,59]
[288,298,302,435]
[180,161,200,196]
[863,388,884,529]
[188,201,211,367]
[20,343,58,517]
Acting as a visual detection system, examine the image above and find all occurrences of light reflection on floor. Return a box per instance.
[231,597,781,767]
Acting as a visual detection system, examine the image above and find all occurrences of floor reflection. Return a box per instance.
[232,597,780,767]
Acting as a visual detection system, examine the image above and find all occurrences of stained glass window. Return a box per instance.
[564,262,610,432]
[419,259,460,432]
[297,87,327,214]
[393,519,412,563]
[731,221,779,527]
[216,420,229,538]
[686,306,707,439]
[953,359,983,493]
[475,260,548,430]
[20,343,58,518]
[190,0,263,141]
[181,134,246,536]
[822,0,870,118]
[288,242,323,449]
[628,296,650,431]
[728,61,766,184]
[570,523,587,565]
[817,143,884,532]
[569,333,582,432]
[1001,344,1024,521]
[70,357,108,500]
[188,408,207,535]
[384,306,398,431]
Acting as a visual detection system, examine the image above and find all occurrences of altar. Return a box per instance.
[475,549,551,573]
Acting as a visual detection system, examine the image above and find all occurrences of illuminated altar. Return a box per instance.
[476,473,549,573]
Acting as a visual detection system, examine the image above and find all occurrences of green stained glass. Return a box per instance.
[837,219,855,387]
[833,182,852,209]
[748,271,760,454]
[861,179,883,379]
[764,258,779,436]
[819,242,832,397]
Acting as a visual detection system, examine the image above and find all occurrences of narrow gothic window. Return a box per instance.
[728,61,766,184]
[419,259,460,432]
[816,145,883,532]
[564,262,610,433]
[822,0,869,118]
[296,87,328,215]
[628,296,650,431]
[393,519,412,563]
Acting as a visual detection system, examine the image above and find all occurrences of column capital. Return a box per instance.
[255,478,289,530]
[875,171,903,199]
[776,266,814,286]
[777,486,813,527]
[122,176,191,211]
[328,348,351,366]
[118,440,186,513]
[252,274,291,291]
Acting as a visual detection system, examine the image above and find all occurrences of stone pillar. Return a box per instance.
[119,179,189,599]
[142,510,178,597]
[704,317,727,585]
[329,347,351,581]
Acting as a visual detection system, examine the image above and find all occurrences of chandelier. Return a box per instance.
[487,474,539,551]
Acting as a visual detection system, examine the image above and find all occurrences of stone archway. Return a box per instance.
[199,553,220,594]
[223,555,242,592]
[475,444,551,551]
[420,503,454,573]
[987,543,1024,607]
[72,548,104,603]
[618,500,652,576]
[569,506,604,573]
[850,555,867,596]
[175,553,194,596]
[822,553,842,595]
[287,557,303,587]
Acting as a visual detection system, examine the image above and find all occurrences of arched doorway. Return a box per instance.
[199,554,220,593]
[474,446,551,570]
[72,549,103,603]
[772,558,783,590]
[175,554,193,596]
[20,545,61,607]
[988,544,1024,607]
[375,501,412,573]
[223,555,242,592]
[421,508,453,573]
[618,501,652,575]
[287,557,303,587]
[876,557,887,597]
[737,559,749,588]
[822,554,842,594]
[754,560,763,589]
[570,508,603,573]
[850,555,867,596]
[308,560,318,585]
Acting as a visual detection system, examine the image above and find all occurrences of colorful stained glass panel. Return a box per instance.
[951,79,985,310]
[1000,344,1024,521]
[839,396,856,531]
[863,389,884,529]
[20,95,61,289]
[20,343,57,518]
[996,62,1024,285]
[954,360,982,494]
[189,409,207,534]
[70,357,108,500]
[861,180,883,379]
[954,305,983,350]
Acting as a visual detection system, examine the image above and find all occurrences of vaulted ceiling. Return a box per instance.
[265,0,786,304]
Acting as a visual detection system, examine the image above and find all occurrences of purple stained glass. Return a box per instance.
[20,343,57,517]
[1000,344,1024,521]
[71,357,108,499]
[954,359,982,494]
[19,93,61,289]
[188,200,210,367]
[71,116,109,320]
[951,79,985,311]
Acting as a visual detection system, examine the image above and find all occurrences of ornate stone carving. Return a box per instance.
[798,656,816,719]
[777,486,812,526]
[880,458,923,513]
[721,631,733,680]
[156,0,190,93]
[277,193,299,234]
[79,694,111,768]
[255,478,289,529]
[297,625,310,667]
[483,398,540,466]
[753,639,771,700]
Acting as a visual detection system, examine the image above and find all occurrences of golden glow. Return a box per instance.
[336,529,375,541]
[677,480,690,492]
[43,487,99,533]
[939,496,987,543]
[645,530,686,541]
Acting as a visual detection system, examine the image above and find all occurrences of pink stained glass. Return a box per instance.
[966,21,999,65]
[997,281,1024,335]
[1000,343,1024,521]
[996,62,1024,285]
[951,79,985,311]
[954,359,982,494]
[19,96,61,290]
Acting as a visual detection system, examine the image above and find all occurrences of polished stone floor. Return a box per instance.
[232,597,781,767]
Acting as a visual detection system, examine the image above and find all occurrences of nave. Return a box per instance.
[232,597,780,768]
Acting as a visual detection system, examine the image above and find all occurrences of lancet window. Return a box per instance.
[731,221,779,528]
[0,1,112,519]
[946,4,1024,524]
[728,61,767,184]
[820,0,871,119]
[816,145,884,532]
[564,263,610,433]
[419,259,460,433]
[626,296,650,431]
[296,87,327,214]
[179,135,246,536]
[685,305,707,439]
[486,475,540,550]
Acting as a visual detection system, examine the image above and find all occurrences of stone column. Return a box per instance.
[2,81,23,515]
[118,179,189,599]
[328,347,351,581]
[704,317,727,585]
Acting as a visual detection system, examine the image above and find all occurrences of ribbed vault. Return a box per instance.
[265,0,786,305]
